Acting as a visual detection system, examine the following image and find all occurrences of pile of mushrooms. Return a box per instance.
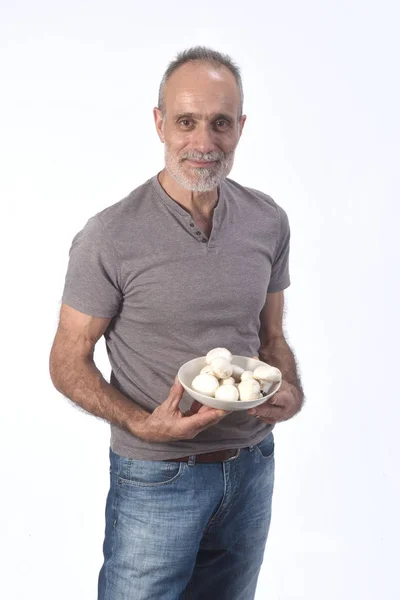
[191,347,281,402]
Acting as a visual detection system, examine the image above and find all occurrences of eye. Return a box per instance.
[215,120,229,129]
[179,119,193,127]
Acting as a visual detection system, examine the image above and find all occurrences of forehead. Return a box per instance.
[164,62,240,117]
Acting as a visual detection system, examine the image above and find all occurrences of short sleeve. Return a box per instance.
[267,206,291,293]
[61,216,122,318]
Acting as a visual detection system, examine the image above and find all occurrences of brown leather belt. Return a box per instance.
[166,448,241,463]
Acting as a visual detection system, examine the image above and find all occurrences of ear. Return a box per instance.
[239,114,247,137]
[153,107,165,143]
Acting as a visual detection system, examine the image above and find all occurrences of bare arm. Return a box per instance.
[49,303,230,442]
[258,291,304,402]
[251,291,305,423]
[49,303,150,437]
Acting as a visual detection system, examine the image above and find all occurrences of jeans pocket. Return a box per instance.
[254,432,275,460]
[117,458,185,488]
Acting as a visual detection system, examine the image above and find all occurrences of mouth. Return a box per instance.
[186,159,218,167]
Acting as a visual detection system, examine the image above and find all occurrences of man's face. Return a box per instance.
[155,62,246,192]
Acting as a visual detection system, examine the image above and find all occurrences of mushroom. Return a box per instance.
[191,374,219,397]
[253,365,281,382]
[253,365,282,394]
[200,365,215,375]
[220,377,235,386]
[240,370,256,382]
[215,385,239,402]
[189,349,282,400]
[210,357,233,379]
[238,379,261,401]
[231,365,244,382]
[206,347,232,365]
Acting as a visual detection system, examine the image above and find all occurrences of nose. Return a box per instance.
[191,123,217,155]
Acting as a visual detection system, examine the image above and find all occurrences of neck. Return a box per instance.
[158,168,219,218]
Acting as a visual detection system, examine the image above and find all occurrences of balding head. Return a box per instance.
[158,46,244,118]
[161,61,242,126]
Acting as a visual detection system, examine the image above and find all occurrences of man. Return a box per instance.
[49,46,304,600]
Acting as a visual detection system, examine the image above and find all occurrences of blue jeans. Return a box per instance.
[98,432,275,600]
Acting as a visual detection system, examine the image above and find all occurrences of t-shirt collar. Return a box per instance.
[151,173,225,220]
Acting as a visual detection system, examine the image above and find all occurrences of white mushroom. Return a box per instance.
[191,374,219,397]
[240,370,256,382]
[220,377,235,386]
[253,366,281,395]
[253,365,281,383]
[206,347,233,364]
[200,365,215,375]
[259,381,274,395]
[238,379,261,401]
[210,357,233,379]
[231,365,245,382]
[215,384,239,402]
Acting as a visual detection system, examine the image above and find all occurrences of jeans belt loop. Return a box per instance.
[187,455,196,466]
[225,448,241,462]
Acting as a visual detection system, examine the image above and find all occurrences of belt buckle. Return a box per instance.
[225,448,241,462]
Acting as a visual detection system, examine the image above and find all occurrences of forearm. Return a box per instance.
[50,357,150,438]
[259,336,305,406]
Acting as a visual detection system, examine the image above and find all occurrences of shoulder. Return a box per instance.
[97,177,155,227]
[224,177,283,213]
[222,177,289,223]
[76,177,156,240]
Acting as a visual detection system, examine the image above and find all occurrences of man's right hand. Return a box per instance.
[138,376,232,443]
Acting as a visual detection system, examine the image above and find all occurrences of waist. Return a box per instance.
[110,423,274,461]
[165,448,241,463]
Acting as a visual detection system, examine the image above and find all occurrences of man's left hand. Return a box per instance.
[247,379,303,424]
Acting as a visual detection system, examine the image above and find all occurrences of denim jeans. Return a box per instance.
[98,432,275,600]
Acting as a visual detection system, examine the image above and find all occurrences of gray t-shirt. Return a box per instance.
[61,174,291,459]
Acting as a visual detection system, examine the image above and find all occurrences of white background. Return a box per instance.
[1,1,399,598]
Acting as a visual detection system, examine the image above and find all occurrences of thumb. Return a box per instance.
[166,376,184,407]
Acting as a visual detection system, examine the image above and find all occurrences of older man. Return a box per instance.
[50,46,304,600]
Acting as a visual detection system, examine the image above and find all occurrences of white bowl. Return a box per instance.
[178,355,282,411]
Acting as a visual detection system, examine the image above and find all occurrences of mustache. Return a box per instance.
[181,151,225,162]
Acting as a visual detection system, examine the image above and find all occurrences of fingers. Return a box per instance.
[166,376,184,408]
[248,404,285,420]
[166,376,231,434]
[188,407,231,432]
[268,394,281,406]
[255,416,276,424]
[250,408,277,424]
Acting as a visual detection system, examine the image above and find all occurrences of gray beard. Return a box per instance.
[164,147,235,192]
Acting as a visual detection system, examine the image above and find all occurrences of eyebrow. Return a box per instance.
[173,112,234,123]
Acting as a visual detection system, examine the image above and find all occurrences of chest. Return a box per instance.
[192,214,213,239]
[119,242,274,334]
[114,199,279,328]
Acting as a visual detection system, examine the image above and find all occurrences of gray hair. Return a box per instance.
[158,46,244,119]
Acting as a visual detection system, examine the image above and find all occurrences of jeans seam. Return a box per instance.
[203,464,228,532]
[117,462,184,488]
[103,458,120,600]
[253,446,275,461]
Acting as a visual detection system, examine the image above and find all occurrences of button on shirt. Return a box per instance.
[61,174,291,460]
